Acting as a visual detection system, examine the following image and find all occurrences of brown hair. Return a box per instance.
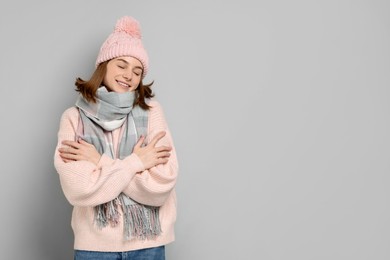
[75,61,154,110]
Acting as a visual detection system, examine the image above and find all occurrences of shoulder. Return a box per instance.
[146,98,168,129]
[147,98,166,117]
[58,107,79,134]
[147,98,163,110]
[60,107,79,122]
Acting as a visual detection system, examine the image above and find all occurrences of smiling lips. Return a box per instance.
[117,80,130,88]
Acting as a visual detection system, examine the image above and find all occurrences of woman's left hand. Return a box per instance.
[58,139,101,165]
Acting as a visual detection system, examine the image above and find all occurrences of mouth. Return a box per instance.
[116,80,130,89]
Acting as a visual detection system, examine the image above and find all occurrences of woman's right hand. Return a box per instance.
[133,131,172,170]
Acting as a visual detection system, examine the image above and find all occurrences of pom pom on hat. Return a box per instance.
[96,16,149,77]
[114,16,142,39]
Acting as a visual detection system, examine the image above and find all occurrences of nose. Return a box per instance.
[123,71,132,81]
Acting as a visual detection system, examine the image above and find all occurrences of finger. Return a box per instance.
[134,135,145,149]
[157,157,169,165]
[59,152,75,159]
[61,140,81,149]
[59,147,79,155]
[78,139,97,150]
[58,147,83,155]
[62,158,75,163]
[150,131,166,146]
[155,146,172,152]
[77,138,91,146]
[60,152,83,161]
[157,152,171,158]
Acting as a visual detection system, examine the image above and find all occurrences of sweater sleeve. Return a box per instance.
[122,101,179,207]
[54,107,145,207]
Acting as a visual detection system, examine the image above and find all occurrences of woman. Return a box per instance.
[54,16,178,260]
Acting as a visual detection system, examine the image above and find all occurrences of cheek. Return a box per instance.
[106,66,120,77]
[102,75,108,85]
[104,69,119,83]
[134,76,142,86]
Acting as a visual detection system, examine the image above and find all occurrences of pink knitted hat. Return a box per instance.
[96,16,149,77]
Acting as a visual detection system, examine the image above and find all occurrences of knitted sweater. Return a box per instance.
[54,100,178,252]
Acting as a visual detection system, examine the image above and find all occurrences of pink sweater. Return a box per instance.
[54,100,178,252]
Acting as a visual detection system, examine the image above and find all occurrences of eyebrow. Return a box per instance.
[116,58,143,70]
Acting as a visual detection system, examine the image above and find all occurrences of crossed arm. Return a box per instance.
[54,103,178,207]
[59,131,171,171]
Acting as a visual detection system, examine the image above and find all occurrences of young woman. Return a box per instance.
[54,16,178,260]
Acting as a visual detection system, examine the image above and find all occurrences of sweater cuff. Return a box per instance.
[123,153,145,173]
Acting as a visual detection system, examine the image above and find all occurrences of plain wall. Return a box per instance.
[0,0,389,259]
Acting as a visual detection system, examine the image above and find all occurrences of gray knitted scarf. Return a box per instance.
[75,87,161,240]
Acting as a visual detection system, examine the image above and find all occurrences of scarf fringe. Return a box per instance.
[94,194,162,241]
[94,198,121,229]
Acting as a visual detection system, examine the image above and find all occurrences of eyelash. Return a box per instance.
[117,65,141,76]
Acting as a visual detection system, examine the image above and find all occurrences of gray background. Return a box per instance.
[0,0,389,259]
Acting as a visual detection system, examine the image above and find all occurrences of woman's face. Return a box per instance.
[103,56,143,93]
